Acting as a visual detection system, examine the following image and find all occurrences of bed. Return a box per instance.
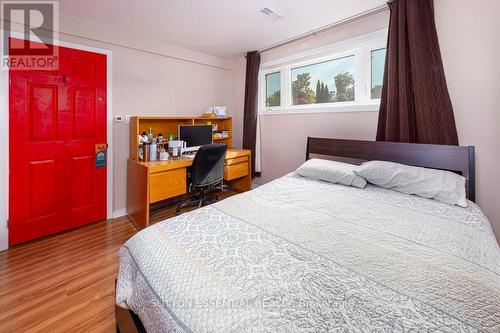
[116,138,500,333]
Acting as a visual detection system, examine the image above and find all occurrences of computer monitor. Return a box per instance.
[179,125,212,152]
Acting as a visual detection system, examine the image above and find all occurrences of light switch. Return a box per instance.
[115,116,124,123]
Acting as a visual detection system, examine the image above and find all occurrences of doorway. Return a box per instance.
[8,38,111,245]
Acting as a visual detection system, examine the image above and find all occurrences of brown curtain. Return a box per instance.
[376,0,459,145]
[242,51,260,178]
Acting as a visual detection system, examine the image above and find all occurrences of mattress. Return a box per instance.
[116,173,500,332]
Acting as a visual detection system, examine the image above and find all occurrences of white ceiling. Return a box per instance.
[59,0,387,58]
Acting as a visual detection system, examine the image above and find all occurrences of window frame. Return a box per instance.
[264,71,283,109]
[258,29,387,115]
[368,47,386,101]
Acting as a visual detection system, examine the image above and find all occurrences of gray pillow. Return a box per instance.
[296,159,367,188]
[354,161,467,207]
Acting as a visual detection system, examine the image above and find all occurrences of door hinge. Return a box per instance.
[6,219,9,228]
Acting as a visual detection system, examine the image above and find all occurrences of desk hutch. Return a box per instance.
[126,116,251,229]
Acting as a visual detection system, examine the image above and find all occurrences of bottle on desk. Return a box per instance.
[142,143,150,162]
[150,138,157,161]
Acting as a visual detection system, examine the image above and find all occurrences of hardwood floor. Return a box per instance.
[0,190,237,332]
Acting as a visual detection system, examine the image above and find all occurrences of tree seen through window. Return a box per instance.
[265,72,281,107]
[291,55,356,105]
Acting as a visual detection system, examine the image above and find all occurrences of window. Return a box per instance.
[265,72,281,107]
[371,48,386,99]
[259,30,387,114]
[291,55,356,105]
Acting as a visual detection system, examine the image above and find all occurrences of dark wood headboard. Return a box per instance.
[306,137,476,202]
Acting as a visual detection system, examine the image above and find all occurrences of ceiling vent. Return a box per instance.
[259,6,283,22]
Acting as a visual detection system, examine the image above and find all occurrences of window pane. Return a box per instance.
[291,55,355,105]
[371,48,386,99]
[265,72,281,107]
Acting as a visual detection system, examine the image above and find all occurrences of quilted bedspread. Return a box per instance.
[116,173,500,332]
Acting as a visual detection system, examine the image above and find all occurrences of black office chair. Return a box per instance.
[176,144,227,215]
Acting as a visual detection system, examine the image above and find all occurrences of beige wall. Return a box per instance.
[52,19,239,215]
[243,1,500,240]
[232,56,247,148]
[434,0,500,239]
[109,46,235,213]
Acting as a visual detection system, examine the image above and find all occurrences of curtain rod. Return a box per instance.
[258,4,389,54]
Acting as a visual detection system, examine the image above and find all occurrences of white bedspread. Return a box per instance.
[116,173,500,332]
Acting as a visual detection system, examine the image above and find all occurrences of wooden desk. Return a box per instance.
[126,149,251,229]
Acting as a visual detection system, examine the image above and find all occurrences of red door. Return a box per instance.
[9,39,107,246]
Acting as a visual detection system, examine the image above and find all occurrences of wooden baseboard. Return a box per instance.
[125,214,141,231]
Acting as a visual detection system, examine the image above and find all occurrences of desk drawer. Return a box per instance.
[224,161,248,181]
[225,155,248,165]
[150,169,186,203]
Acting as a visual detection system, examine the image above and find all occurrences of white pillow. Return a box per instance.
[296,159,367,188]
[354,161,467,207]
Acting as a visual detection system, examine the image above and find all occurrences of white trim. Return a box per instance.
[261,69,283,110]
[112,208,127,219]
[261,103,380,116]
[258,30,387,116]
[105,48,114,220]
[5,14,233,70]
[7,30,110,55]
[255,115,262,173]
[0,52,8,251]
[366,45,386,101]
[0,31,114,250]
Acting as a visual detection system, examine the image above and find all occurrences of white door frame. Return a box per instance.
[0,31,114,251]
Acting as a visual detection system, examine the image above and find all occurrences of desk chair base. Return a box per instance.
[175,187,220,215]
